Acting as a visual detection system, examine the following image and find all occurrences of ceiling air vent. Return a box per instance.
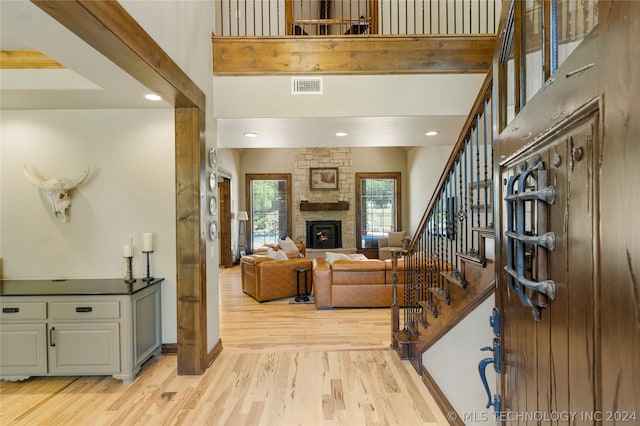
[291,77,323,95]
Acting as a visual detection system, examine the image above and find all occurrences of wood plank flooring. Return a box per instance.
[0,266,448,425]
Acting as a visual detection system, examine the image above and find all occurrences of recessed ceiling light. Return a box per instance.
[243,132,258,138]
[144,93,162,101]
[425,131,439,136]
[335,132,349,137]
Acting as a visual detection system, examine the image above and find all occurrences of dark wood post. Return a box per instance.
[390,248,401,349]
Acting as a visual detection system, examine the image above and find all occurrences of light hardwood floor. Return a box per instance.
[0,266,448,425]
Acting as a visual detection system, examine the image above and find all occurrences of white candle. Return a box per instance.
[122,244,132,257]
[142,233,154,252]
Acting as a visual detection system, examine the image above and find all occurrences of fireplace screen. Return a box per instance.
[306,220,342,249]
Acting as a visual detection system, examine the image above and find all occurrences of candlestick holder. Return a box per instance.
[142,250,154,282]
[124,256,136,284]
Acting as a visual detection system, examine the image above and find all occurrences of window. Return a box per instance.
[245,174,292,251]
[356,172,401,252]
[499,0,599,131]
[552,0,598,73]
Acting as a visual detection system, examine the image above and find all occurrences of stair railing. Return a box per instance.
[393,72,494,348]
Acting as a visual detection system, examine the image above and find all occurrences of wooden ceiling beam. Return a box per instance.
[0,50,65,69]
[212,35,496,75]
[32,0,205,109]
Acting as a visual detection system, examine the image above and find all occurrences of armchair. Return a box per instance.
[241,241,311,302]
[378,231,410,260]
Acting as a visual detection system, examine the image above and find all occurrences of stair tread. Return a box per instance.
[472,226,495,238]
[456,251,482,261]
[441,270,468,289]
[456,251,487,266]
[429,286,451,304]
[441,269,462,283]
[418,300,438,318]
[393,330,410,342]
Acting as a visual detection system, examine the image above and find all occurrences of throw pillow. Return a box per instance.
[325,252,351,264]
[387,231,406,247]
[267,248,288,261]
[278,236,300,253]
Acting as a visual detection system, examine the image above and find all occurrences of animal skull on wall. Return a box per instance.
[24,165,91,222]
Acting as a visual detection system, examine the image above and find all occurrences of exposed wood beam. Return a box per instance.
[31,0,209,375]
[212,35,496,75]
[32,0,205,109]
[0,50,65,69]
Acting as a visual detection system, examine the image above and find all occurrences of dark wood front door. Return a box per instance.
[497,112,598,422]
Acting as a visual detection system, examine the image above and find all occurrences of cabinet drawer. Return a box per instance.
[0,302,46,320]
[49,301,120,320]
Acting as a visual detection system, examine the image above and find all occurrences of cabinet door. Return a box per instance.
[0,323,47,376]
[48,323,120,375]
[132,288,162,367]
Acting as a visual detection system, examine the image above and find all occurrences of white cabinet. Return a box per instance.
[0,279,162,383]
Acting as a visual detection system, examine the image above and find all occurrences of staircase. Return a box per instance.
[390,73,496,374]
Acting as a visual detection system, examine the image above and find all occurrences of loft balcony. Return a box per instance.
[213,0,502,75]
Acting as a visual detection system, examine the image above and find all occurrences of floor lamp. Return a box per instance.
[237,211,249,258]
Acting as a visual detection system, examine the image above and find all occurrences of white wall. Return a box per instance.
[423,296,498,426]
[0,109,178,342]
[406,144,455,234]
[215,74,486,119]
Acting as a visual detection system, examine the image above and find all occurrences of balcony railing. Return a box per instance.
[215,0,501,36]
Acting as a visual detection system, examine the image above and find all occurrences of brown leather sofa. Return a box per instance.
[312,257,407,309]
[241,242,311,302]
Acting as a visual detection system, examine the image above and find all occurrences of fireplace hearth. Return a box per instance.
[306,220,342,249]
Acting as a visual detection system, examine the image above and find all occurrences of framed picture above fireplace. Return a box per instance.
[310,167,339,190]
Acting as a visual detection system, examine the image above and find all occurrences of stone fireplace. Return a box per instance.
[306,220,342,249]
[293,148,354,249]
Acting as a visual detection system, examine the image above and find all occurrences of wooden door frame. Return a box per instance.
[218,177,234,268]
[245,173,293,251]
[33,1,210,374]
[355,172,402,258]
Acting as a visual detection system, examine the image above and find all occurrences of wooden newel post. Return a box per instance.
[390,248,401,349]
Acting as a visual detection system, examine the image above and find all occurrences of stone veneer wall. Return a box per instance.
[293,148,355,248]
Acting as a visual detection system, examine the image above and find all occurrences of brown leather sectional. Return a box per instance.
[312,257,407,309]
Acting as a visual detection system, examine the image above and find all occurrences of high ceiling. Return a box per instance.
[1,1,484,149]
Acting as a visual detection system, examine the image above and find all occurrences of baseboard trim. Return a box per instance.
[421,365,464,426]
[162,343,177,354]
[207,339,224,367]
[162,340,223,369]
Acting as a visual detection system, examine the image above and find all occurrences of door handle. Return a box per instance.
[49,327,56,347]
[478,356,496,409]
[478,338,501,415]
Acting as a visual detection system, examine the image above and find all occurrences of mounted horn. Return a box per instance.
[24,165,91,222]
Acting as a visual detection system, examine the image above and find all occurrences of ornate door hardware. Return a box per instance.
[503,155,557,320]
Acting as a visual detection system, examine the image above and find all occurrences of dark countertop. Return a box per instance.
[0,278,164,296]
